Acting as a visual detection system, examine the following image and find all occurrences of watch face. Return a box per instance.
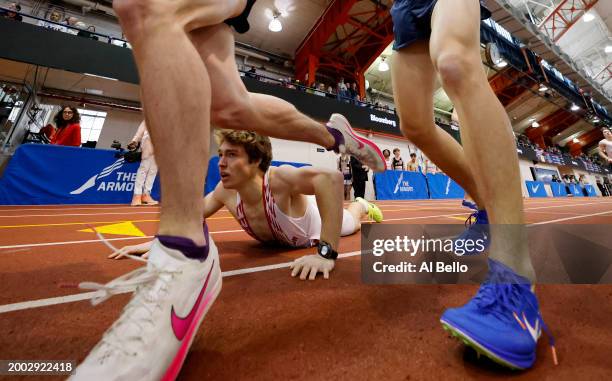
[321,246,329,256]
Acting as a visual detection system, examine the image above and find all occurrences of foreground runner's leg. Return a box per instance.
[425,0,548,369]
[189,24,386,172]
[391,41,484,207]
[71,1,248,379]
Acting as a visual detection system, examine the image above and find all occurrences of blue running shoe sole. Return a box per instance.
[440,319,535,370]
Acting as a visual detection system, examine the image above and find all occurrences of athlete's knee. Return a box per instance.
[211,95,252,129]
[435,51,477,93]
[399,119,436,145]
[329,171,344,189]
[114,0,162,24]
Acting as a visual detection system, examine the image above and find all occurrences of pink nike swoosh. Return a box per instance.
[170,261,214,341]
[338,117,365,150]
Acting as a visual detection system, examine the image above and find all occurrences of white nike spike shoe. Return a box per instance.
[326,113,386,172]
[70,237,222,381]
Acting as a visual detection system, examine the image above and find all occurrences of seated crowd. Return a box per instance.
[243,65,396,114]
[515,133,605,171]
[1,2,130,46]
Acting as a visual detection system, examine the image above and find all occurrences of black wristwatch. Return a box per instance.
[317,240,338,260]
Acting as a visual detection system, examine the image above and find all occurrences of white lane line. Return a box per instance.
[0,229,245,250]
[529,210,612,225]
[526,210,589,216]
[527,201,612,210]
[382,213,467,222]
[222,251,361,277]
[0,292,104,314]
[0,251,362,314]
[1,207,611,314]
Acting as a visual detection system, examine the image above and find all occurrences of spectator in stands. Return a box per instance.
[1,3,23,22]
[51,106,81,147]
[314,83,326,97]
[596,178,609,197]
[128,121,159,206]
[63,16,81,35]
[338,153,352,201]
[424,159,437,174]
[603,177,612,197]
[382,149,392,170]
[407,152,420,172]
[337,78,348,99]
[350,156,368,199]
[598,127,612,169]
[78,24,98,41]
[392,148,405,170]
[348,83,358,101]
[37,8,68,32]
[246,66,257,79]
[562,175,573,196]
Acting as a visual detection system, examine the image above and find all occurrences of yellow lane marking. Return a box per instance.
[78,221,146,237]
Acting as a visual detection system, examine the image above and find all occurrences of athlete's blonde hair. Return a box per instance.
[215,129,273,172]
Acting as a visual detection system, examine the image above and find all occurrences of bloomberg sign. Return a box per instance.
[370,114,398,128]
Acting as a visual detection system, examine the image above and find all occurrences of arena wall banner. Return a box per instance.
[584,184,598,197]
[549,182,568,197]
[567,183,584,197]
[0,145,308,205]
[374,171,429,200]
[525,181,548,198]
[426,173,465,199]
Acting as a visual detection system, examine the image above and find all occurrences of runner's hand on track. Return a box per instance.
[108,241,153,260]
[290,254,335,280]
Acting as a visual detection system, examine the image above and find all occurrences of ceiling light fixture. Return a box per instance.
[268,13,282,32]
[606,45,612,54]
[582,12,595,22]
[573,138,580,143]
[571,103,580,111]
[496,60,508,68]
[539,84,549,92]
[378,57,389,72]
[532,121,540,128]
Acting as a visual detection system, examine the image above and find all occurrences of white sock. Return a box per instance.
[356,198,369,214]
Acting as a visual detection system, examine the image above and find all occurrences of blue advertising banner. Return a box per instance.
[0,145,309,205]
[525,181,548,198]
[426,173,465,199]
[567,184,584,197]
[374,171,429,200]
[584,184,597,197]
[549,182,567,197]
